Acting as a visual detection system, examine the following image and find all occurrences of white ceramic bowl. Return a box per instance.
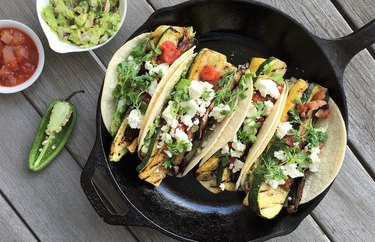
[0,20,45,94]
[36,0,127,53]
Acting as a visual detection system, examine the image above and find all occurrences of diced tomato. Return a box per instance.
[252,91,266,102]
[11,31,25,45]
[315,109,330,119]
[21,62,35,75]
[1,31,14,44]
[277,83,284,94]
[159,41,181,65]
[3,46,15,64]
[0,27,38,87]
[14,46,29,63]
[0,65,9,77]
[284,135,294,147]
[177,123,188,132]
[199,65,221,84]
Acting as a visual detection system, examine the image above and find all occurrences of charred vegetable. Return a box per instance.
[28,90,83,172]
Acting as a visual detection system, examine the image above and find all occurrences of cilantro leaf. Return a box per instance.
[289,108,302,125]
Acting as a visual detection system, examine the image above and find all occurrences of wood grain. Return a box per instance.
[0,94,137,241]
[334,0,375,52]
[0,194,37,242]
[312,148,375,240]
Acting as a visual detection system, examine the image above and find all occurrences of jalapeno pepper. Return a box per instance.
[28,90,84,172]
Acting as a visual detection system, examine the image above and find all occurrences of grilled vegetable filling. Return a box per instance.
[196,57,286,192]
[246,79,330,219]
[109,26,195,161]
[138,48,249,186]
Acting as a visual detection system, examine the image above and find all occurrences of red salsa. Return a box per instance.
[0,28,38,87]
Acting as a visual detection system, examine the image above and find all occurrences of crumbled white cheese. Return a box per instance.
[221,144,230,154]
[157,142,164,149]
[231,150,243,158]
[309,146,321,172]
[127,55,134,62]
[151,63,169,76]
[180,100,199,116]
[232,159,244,173]
[181,115,193,127]
[247,103,259,119]
[161,132,172,144]
[276,122,293,139]
[127,109,144,129]
[232,136,246,152]
[164,149,172,158]
[189,80,213,100]
[274,150,287,162]
[267,179,285,190]
[219,183,226,191]
[148,80,158,97]
[254,79,280,99]
[162,101,178,129]
[281,163,304,178]
[144,61,153,72]
[264,100,274,115]
[193,118,200,125]
[229,163,234,170]
[209,104,231,122]
[175,129,192,151]
[161,124,169,132]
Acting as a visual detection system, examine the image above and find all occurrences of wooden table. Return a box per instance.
[1,0,374,241]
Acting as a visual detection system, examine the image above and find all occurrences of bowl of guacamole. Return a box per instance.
[36,0,127,53]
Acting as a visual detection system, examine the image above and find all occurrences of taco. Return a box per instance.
[100,25,196,162]
[196,57,288,193]
[136,48,254,186]
[240,78,346,219]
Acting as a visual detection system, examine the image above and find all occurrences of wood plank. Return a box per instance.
[333,0,375,52]
[149,0,375,175]
[270,216,330,242]
[312,148,375,240]
[0,94,137,241]
[93,0,154,66]
[0,194,37,242]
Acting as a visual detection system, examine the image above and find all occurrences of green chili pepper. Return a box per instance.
[28,90,84,172]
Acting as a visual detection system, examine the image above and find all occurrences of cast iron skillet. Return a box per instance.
[81,0,375,241]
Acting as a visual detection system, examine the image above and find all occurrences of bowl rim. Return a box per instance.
[0,19,45,94]
[36,0,128,53]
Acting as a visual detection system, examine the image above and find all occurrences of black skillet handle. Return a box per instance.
[316,19,375,78]
[80,135,153,227]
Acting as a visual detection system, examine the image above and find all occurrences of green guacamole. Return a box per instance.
[42,0,121,48]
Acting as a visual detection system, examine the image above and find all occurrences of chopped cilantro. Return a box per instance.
[289,108,302,125]
[192,125,199,132]
[167,140,190,156]
[307,124,328,148]
[163,159,172,168]
[257,155,287,182]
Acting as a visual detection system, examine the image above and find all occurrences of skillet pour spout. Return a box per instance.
[81,1,375,241]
